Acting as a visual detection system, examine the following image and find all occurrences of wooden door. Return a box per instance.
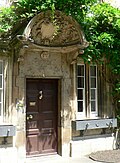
[26,79,58,156]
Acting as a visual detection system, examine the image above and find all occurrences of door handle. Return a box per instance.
[39,90,43,100]
[27,114,33,120]
[29,115,33,119]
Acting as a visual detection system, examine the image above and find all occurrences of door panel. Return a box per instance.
[26,79,58,156]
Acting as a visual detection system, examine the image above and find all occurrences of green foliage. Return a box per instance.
[84,3,120,120]
[84,3,120,62]
[0,6,16,33]
[0,0,98,34]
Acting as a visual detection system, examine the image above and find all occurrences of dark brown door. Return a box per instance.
[26,79,58,156]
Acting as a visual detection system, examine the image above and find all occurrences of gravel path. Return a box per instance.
[89,150,120,163]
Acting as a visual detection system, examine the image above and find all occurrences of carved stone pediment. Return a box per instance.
[23,11,88,48]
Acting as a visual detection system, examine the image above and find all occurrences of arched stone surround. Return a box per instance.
[12,10,88,161]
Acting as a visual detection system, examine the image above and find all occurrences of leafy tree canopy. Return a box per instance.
[84,3,120,121]
[0,0,98,33]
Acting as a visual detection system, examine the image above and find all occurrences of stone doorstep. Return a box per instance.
[26,155,62,162]
[26,155,99,163]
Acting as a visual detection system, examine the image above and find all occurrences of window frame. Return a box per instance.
[77,64,86,119]
[89,65,98,118]
[76,63,98,119]
[0,61,4,122]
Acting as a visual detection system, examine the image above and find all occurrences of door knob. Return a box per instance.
[27,116,29,120]
[29,115,33,119]
[39,90,43,100]
[27,114,33,120]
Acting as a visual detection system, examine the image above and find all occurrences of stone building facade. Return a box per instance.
[0,5,118,163]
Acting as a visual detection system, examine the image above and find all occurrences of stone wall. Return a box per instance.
[12,45,76,159]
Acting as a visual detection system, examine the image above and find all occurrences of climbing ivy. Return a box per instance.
[0,0,98,34]
[83,3,120,121]
[0,6,16,33]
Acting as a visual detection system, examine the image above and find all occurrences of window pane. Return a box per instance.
[91,89,95,100]
[90,66,96,76]
[0,90,2,102]
[0,76,2,88]
[78,101,83,112]
[0,62,3,119]
[91,101,96,111]
[0,103,1,116]
[0,62,3,74]
[78,77,84,88]
[78,89,83,100]
[90,78,96,88]
[77,65,84,76]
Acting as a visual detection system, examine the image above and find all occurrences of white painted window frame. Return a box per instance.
[0,61,4,122]
[89,65,98,118]
[76,63,98,119]
[76,64,86,119]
